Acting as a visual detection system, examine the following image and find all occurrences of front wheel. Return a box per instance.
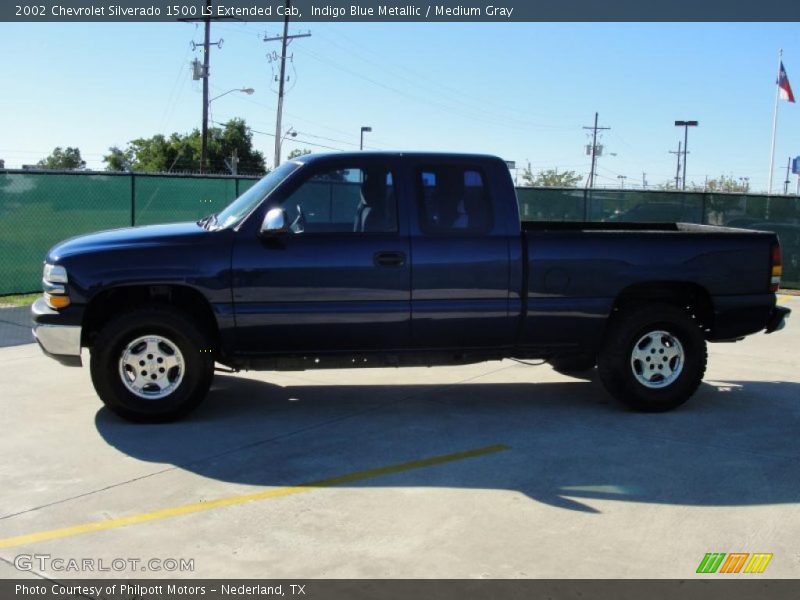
[90,306,214,423]
[597,303,707,412]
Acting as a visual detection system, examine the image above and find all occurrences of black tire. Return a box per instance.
[548,354,596,374]
[597,303,707,412]
[90,305,214,423]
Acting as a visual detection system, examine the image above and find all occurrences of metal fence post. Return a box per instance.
[235,177,239,198]
[130,173,136,227]
[701,192,707,224]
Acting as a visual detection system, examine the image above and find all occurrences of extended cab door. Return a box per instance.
[408,159,515,348]
[231,158,411,354]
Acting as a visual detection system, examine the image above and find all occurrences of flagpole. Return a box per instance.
[768,48,783,195]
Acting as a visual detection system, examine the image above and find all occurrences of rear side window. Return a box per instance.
[417,166,493,234]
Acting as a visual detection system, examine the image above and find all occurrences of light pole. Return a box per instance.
[202,87,254,172]
[360,126,372,150]
[278,127,297,161]
[617,175,627,189]
[208,87,255,105]
[675,120,698,190]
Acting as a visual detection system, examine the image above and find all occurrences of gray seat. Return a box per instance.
[354,171,389,233]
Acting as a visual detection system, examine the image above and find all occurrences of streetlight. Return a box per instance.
[617,174,627,189]
[674,120,698,190]
[201,87,255,173]
[278,127,297,162]
[209,87,255,104]
[360,126,372,150]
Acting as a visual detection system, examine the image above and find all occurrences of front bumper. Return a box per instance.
[765,305,791,334]
[31,297,82,366]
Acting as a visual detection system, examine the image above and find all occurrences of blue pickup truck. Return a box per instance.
[32,152,790,422]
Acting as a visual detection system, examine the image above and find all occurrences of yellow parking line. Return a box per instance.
[0,444,509,550]
[776,294,793,305]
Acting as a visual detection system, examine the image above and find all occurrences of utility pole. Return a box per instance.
[642,172,647,189]
[784,157,791,195]
[264,0,311,168]
[583,112,610,189]
[669,141,682,190]
[186,0,224,174]
[201,3,211,173]
[675,120,698,190]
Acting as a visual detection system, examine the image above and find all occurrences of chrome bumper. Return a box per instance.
[31,298,82,366]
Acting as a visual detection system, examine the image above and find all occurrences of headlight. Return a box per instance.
[42,264,70,309]
[43,264,68,284]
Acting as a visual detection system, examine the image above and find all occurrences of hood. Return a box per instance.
[47,222,209,262]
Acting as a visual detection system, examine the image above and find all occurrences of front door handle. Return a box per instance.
[374,251,406,268]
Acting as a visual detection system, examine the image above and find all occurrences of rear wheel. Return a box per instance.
[597,303,707,412]
[90,306,214,422]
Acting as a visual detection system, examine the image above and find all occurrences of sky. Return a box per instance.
[2,21,800,191]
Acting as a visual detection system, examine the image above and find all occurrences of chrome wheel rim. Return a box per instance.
[118,335,184,399]
[630,330,684,389]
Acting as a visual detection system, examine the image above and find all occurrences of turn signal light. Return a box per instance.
[45,293,71,309]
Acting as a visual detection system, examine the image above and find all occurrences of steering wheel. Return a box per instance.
[290,204,306,234]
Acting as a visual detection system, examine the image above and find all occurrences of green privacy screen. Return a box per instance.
[0,172,253,294]
[0,172,131,294]
[133,176,238,226]
[1,171,798,295]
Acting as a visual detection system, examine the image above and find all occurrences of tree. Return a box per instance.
[104,119,267,174]
[37,147,86,170]
[520,164,582,188]
[287,148,312,160]
[693,175,750,193]
[103,146,131,172]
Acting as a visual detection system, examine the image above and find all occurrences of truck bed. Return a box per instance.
[521,221,769,234]
[518,221,778,350]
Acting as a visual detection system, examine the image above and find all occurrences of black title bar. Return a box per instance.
[5,0,800,22]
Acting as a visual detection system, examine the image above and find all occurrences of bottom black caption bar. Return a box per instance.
[3,580,800,600]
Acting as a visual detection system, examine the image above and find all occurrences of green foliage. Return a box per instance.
[103,146,130,172]
[520,164,582,188]
[693,175,750,193]
[287,148,312,160]
[37,147,86,170]
[103,119,267,174]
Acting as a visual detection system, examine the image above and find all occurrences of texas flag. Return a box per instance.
[778,61,795,103]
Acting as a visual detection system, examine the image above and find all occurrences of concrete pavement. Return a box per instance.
[0,295,797,579]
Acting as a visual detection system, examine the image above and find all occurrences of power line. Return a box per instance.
[211,119,346,152]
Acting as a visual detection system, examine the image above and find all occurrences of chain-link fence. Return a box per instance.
[517,187,800,288]
[1,170,798,295]
[0,170,260,294]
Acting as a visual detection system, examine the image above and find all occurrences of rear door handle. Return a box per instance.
[374,251,406,267]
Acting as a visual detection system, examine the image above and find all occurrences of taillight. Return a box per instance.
[770,242,782,292]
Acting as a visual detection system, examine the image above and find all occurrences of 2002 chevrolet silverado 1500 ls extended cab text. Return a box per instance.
[32,152,791,422]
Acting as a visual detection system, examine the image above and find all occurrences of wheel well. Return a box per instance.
[610,282,714,335]
[82,285,220,350]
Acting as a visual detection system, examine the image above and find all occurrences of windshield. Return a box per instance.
[213,161,302,229]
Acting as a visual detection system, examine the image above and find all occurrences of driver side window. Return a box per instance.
[283,166,397,234]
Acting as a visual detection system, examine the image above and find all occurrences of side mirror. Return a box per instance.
[260,208,289,236]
